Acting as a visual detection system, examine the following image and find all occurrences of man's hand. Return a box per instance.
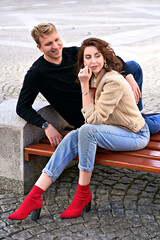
[45,124,63,147]
[125,74,141,104]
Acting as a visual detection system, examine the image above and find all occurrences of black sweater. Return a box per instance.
[16,47,130,128]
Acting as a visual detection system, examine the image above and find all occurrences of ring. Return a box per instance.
[80,69,83,73]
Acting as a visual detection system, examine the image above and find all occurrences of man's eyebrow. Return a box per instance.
[44,41,52,46]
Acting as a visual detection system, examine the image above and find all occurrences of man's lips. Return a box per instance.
[52,49,61,54]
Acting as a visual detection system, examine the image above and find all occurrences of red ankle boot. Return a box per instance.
[8,185,44,220]
[60,183,92,218]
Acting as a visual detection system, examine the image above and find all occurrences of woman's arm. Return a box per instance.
[78,66,92,108]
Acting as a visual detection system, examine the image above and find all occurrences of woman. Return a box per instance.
[8,38,150,220]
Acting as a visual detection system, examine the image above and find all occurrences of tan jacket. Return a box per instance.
[81,69,145,132]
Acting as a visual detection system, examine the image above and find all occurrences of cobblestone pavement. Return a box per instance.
[2,165,160,240]
[0,0,160,239]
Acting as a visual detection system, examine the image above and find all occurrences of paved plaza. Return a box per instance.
[0,0,160,239]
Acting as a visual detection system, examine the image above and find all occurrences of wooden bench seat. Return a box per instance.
[24,130,160,174]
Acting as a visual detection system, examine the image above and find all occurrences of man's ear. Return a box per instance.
[37,44,42,51]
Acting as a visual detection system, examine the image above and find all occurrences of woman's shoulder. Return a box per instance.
[102,70,124,84]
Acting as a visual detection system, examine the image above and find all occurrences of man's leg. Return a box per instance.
[126,60,143,111]
[142,113,160,135]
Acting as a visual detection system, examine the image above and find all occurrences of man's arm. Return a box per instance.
[16,70,62,147]
[125,74,141,104]
[117,56,141,104]
[16,70,46,128]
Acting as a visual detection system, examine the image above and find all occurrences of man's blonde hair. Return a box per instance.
[31,23,57,46]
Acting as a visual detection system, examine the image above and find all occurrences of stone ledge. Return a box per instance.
[0,99,68,194]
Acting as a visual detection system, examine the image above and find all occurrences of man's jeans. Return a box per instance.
[126,61,160,135]
[43,123,149,181]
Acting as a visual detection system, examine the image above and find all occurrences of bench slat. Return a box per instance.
[24,131,160,174]
[146,141,160,151]
[97,148,160,160]
[25,143,55,155]
[95,153,160,174]
[150,132,160,142]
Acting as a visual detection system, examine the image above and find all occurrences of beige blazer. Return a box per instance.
[81,69,145,132]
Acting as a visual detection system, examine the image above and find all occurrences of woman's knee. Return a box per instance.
[79,124,95,136]
[78,124,96,143]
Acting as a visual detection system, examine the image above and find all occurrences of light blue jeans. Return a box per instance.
[43,123,150,182]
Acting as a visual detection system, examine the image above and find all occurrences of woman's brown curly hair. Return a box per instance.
[76,37,122,82]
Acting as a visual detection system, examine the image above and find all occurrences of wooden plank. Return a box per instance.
[95,153,160,174]
[146,141,160,151]
[150,132,160,142]
[97,147,160,160]
[25,143,55,157]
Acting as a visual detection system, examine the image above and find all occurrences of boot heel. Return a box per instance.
[84,201,91,213]
[31,208,41,221]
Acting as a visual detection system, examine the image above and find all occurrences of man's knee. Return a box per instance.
[126,60,142,76]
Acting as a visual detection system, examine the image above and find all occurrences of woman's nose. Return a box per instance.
[91,57,96,63]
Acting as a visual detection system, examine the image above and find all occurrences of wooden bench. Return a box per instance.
[25,130,160,174]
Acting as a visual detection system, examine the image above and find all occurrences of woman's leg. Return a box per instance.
[42,129,78,182]
[8,173,52,220]
[126,61,143,111]
[60,169,92,219]
[61,123,149,218]
[61,123,149,219]
[76,123,149,175]
[8,130,79,220]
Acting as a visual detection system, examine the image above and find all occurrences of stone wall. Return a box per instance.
[0,99,68,194]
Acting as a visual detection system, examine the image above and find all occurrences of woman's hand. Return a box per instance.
[78,66,92,84]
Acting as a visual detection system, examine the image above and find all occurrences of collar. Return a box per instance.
[90,68,107,88]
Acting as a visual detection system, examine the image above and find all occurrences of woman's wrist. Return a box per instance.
[81,83,89,92]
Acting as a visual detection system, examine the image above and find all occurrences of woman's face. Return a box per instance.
[83,46,105,77]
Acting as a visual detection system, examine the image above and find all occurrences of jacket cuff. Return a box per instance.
[81,103,94,120]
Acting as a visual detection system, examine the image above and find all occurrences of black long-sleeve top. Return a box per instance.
[16,47,130,128]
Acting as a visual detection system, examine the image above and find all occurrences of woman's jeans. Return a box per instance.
[126,61,160,135]
[43,123,150,182]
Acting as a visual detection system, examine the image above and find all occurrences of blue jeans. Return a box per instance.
[142,113,160,135]
[43,123,149,180]
[126,61,160,135]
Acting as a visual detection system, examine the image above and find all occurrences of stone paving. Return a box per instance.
[0,0,160,239]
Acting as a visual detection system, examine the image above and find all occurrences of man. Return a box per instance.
[16,23,159,147]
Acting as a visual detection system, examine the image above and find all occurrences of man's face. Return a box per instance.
[38,31,63,64]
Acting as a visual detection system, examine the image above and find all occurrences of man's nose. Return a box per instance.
[52,42,59,49]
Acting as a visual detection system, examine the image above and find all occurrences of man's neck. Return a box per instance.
[43,55,62,65]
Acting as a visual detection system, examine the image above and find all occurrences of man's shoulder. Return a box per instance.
[24,56,44,81]
[30,56,43,70]
[63,46,79,56]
